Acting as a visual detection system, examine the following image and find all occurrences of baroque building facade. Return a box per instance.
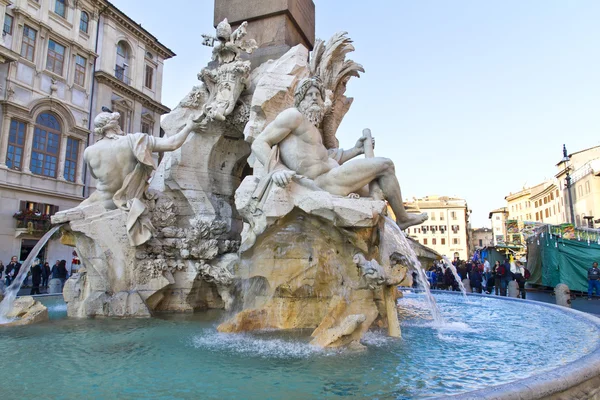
[0,0,173,265]
[404,195,471,261]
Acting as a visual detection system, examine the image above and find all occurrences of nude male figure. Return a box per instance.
[81,111,204,210]
[251,78,427,230]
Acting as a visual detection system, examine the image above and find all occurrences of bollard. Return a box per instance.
[555,283,572,308]
[462,278,472,293]
[47,278,63,294]
[507,281,520,298]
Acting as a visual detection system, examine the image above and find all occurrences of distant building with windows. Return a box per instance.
[470,227,493,251]
[488,207,508,246]
[0,0,173,264]
[404,196,471,261]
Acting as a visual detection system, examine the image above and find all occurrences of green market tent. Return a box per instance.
[527,234,600,292]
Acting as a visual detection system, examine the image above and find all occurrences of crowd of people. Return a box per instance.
[425,258,530,299]
[0,257,69,295]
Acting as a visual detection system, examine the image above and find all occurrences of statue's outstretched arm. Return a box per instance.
[152,118,206,152]
[251,108,303,167]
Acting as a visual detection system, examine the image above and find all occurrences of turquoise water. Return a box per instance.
[1,292,598,399]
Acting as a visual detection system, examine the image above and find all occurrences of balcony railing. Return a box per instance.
[13,212,52,233]
[115,65,131,85]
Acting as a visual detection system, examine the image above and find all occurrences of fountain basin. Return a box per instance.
[0,292,598,399]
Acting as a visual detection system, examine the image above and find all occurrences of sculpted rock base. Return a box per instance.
[57,204,234,318]
[1,296,48,327]
[218,209,408,347]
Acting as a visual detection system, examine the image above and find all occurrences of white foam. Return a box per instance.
[360,331,395,347]
[191,331,324,359]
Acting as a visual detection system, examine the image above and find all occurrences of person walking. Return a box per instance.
[587,262,600,300]
[30,259,42,295]
[42,262,50,289]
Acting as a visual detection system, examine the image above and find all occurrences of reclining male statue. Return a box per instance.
[251,77,427,230]
[72,110,205,245]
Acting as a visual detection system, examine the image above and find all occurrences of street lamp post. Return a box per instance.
[562,144,576,226]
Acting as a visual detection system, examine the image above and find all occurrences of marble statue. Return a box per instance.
[251,77,428,230]
[79,111,205,246]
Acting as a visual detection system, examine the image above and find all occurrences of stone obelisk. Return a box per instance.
[214,0,315,67]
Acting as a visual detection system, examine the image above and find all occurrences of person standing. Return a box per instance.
[492,261,503,295]
[483,258,491,292]
[30,259,42,295]
[469,266,483,293]
[587,262,600,300]
[51,260,60,279]
[5,256,21,286]
[42,262,50,289]
[513,261,527,299]
[56,260,68,289]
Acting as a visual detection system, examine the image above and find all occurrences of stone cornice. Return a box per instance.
[0,180,84,201]
[94,70,171,114]
[93,0,175,60]
[0,99,90,138]
[0,44,20,63]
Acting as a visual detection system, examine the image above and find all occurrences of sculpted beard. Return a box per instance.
[298,101,324,128]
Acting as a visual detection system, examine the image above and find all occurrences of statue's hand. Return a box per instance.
[271,170,296,188]
[354,136,375,154]
[188,116,208,133]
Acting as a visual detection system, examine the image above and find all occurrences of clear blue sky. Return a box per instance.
[113,0,600,227]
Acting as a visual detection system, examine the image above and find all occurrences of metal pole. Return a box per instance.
[562,145,576,226]
[566,172,575,225]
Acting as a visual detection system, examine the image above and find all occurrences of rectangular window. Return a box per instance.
[441,238,445,245]
[30,128,60,178]
[478,239,483,246]
[451,211,457,220]
[430,212,436,221]
[432,238,436,245]
[64,137,79,182]
[7,119,26,170]
[585,181,591,194]
[439,212,444,220]
[55,0,66,18]
[423,238,428,245]
[545,208,549,218]
[74,55,86,86]
[20,25,37,62]
[3,14,13,35]
[141,122,151,134]
[144,65,154,89]
[46,39,66,75]
[452,238,459,245]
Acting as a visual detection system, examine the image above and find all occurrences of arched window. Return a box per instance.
[80,11,89,33]
[115,41,130,84]
[31,113,61,178]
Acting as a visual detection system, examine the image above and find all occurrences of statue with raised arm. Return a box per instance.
[79,110,205,245]
[251,77,427,230]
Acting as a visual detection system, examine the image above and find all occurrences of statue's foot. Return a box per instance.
[397,213,428,230]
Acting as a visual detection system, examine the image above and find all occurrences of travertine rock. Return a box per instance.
[2,296,48,327]
[58,204,238,317]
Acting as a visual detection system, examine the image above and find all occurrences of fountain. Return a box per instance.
[1,6,599,400]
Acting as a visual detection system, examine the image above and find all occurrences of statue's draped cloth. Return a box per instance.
[112,133,156,246]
